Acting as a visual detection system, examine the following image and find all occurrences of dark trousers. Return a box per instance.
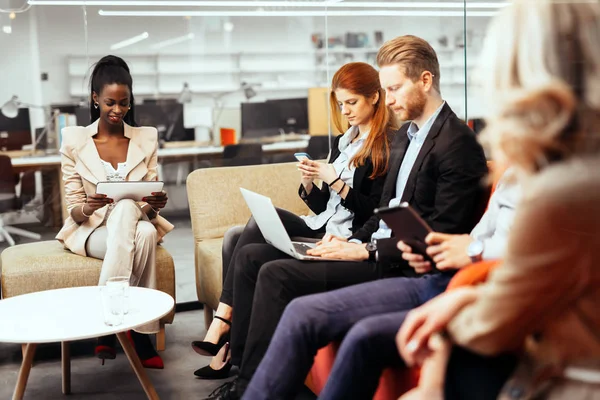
[444,345,518,400]
[220,208,323,306]
[221,225,245,290]
[231,246,392,395]
[242,274,452,400]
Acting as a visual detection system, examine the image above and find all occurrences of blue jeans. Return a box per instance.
[243,273,453,400]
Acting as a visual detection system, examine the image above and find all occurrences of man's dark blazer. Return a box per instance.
[349,103,489,265]
[299,130,394,233]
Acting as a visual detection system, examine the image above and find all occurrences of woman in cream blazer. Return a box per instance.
[397,1,600,399]
[56,119,173,256]
[56,55,173,369]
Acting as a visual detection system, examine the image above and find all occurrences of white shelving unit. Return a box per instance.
[67,51,323,98]
[66,47,481,118]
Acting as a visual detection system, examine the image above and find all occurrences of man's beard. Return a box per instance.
[398,86,427,122]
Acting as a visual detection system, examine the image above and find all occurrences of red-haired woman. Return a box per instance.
[192,62,396,379]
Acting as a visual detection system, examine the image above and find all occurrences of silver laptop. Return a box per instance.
[240,188,343,261]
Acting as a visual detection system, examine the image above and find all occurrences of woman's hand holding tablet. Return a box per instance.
[96,181,164,203]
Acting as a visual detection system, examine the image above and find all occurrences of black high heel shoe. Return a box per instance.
[194,342,233,380]
[192,316,232,357]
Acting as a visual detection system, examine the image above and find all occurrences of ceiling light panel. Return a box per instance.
[99,9,497,17]
[110,31,149,50]
[151,32,195,49]
[29,1,507,9]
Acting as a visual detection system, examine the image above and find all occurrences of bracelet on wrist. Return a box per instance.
[329,177,341,187]
[81,204,92,218]
[142,203,158,218]
[337,182,347,195]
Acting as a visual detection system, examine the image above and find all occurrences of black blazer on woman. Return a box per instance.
[298,131,394,234]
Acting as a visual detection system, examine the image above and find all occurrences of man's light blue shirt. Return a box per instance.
[370,101,446,241]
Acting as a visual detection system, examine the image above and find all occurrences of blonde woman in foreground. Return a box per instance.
[397,1,600,399]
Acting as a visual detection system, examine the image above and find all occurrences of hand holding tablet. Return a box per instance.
[96,181,165,203]
[375,202,434,262]
[142,190,168,211]
[85,193,114,213]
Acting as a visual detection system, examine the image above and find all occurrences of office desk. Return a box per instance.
[11,140,308,167]
[10,140,309,226]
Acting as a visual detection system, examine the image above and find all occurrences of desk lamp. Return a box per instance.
[241,81,258,101]
[178,82,193,104]
[176,82,261,145]
[1,95,58,155]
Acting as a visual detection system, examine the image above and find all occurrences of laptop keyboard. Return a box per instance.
[293,242,315,256]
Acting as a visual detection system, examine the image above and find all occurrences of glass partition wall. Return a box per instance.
[325,4,468,117]
[0,1,500,302]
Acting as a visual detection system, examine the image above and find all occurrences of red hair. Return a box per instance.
[330,62,396,178]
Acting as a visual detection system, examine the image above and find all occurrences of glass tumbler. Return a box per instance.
[100,284,125,326]
[107,276,130,315]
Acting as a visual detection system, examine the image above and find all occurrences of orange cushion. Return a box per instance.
[373,368,420,400]
[307,343,340,393]
[446,260,502,291]
[307,160,502,399]
[308,343,419,399]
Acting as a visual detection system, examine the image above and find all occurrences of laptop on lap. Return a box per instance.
[239,188,347,261]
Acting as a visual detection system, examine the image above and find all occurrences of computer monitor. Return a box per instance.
[136,102,194,142]
[143,98,178,105]
[241,102,279,139]
[267,98,309,134]
[74,104,194,142]
[75,107,91,126]
[50,103,80,114]
[0,108,32,151]
[241,97,309,139]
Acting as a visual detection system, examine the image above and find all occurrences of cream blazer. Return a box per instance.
[448,155,600,381]
[55,120,174,257]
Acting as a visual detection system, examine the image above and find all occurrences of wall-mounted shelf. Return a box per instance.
[67,46,477,100]
[159,69,242,75]
[69,71,159,77]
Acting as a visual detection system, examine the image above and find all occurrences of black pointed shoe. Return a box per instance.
[192,316,232,356]
[195,341,233,379]
[194,362,232,380]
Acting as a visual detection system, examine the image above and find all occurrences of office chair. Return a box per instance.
[267,135,332,164]
[222,143,264,166]
[306,136,331,160]
[0,155,42,246]
[268,153,297,164]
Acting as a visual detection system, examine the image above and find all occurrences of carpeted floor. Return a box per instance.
[0,309,318,400]
[0,309,236,399]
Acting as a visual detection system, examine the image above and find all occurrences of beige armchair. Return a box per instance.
[0,241,175,351]
[186,162,310,328]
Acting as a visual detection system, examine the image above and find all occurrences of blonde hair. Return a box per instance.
[479,0,600,177]
[376,35,441,93]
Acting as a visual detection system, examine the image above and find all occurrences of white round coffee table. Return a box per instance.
[0,286,174,400]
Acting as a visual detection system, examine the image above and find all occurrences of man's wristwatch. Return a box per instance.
[467,239,484,263]
[366,240,378,263]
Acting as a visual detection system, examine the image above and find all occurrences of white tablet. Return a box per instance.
[96,181,164,202]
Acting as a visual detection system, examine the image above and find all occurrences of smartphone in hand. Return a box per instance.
[294,152,313,161]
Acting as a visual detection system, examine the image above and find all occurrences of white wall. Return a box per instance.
[35,6,88,106]
[1,5,492,121]
[0,6,35,105]
[0,7,44,131]
[33,6,322,104]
